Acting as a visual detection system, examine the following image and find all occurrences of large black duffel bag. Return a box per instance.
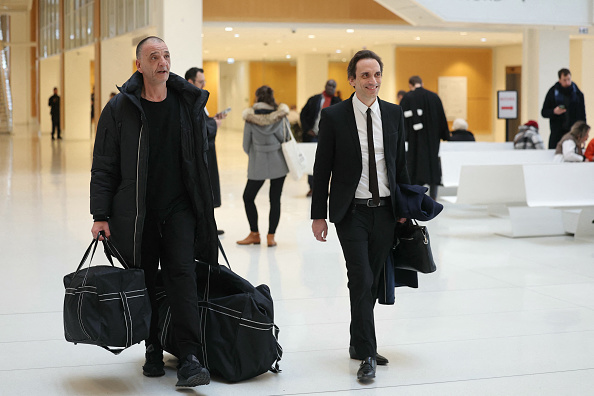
[156,258,282,382]
[63,234,151,354]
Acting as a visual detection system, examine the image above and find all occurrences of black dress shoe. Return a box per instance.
[357,357,376,381]
[217,229,225,235]
[349,346,389,365]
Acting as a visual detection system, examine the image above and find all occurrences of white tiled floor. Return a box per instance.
[1,127,594,395]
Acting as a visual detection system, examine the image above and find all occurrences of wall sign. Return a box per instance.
[497,90,518,119]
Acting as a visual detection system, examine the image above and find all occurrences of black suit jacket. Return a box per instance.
[300,93,341,142]
[311,94,410,223]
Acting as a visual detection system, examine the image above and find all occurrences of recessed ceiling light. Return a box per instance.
[481,38,487,42]
[286,54,291,59]
[346,29,355,33]
[342,58,347,62]
[225,27,233,31]
[201,33,204,38]
[336,49,342,53]
[415,36,421,40]
[227,58,235,63]
[204,50,209,54]
[308,35,315,39]
[234,34,240,38]
[460,32,468,36]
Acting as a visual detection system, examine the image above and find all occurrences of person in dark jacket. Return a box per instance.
[185,67,226,235]
[300,79,341,196]
[48,87,61,140]
[541,68,586,149]
[449,118,475,141]
[90,36,217,388]
[400,76,450,199]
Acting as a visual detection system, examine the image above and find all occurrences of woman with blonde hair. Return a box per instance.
[237,85,289,247]
[554,120,590,162]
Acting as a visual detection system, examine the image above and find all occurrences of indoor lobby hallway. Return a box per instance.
[1,125,594,395]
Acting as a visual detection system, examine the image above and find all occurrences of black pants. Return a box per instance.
[51,117,61,138]
[335,204,395,358]
[141,208,200,360]
[242,176,286,234]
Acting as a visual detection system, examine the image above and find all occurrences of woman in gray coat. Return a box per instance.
[237,85,289,247]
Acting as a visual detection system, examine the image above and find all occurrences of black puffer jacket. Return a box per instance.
[90,71,218,267]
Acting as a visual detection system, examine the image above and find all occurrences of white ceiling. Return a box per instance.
[202,22,525,62]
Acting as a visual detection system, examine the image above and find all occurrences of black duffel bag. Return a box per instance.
[156,252,282,382]
[63,233,151,354]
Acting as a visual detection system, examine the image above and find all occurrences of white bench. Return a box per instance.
[523,163,594,239]
[447,163,594,238]
[440,149,555,188]
[439,141,513,153]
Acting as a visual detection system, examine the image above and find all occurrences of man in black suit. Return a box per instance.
[311,50,410,381]
[300,79,341,196]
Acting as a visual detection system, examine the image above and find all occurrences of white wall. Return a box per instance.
[492,44,522,142]
[39,57,60,134]
[64,47,92,140]
[410,0,591,26]
[10,12,31,129]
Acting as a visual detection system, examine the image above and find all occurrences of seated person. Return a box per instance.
[513,120,544,149]
[584,138,594,162]
[554,120,590,162]
[449,118,475,141]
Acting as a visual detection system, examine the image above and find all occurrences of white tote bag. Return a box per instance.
[281,118,307,181]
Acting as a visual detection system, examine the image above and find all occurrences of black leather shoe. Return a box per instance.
[349,346,389,365]
[357,357,376,381]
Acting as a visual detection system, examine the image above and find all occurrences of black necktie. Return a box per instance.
[366,108,380,206]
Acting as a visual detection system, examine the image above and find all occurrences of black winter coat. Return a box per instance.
[90,71,218,268]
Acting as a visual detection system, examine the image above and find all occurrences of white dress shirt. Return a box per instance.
[352,94,390,199]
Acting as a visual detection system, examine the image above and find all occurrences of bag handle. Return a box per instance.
[217,237,231,270]
[69,232,129,288]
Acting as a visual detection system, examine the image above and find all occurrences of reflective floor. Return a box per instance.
[1,126,594,395]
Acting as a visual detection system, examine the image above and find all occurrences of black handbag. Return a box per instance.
[63,234,151,354]
[156,244,282,382]
[393,220,437,274]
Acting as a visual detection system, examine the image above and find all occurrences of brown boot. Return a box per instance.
[267,234,277,247]
[237,232,260,245]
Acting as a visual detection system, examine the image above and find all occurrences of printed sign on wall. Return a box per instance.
[497,90,518,119]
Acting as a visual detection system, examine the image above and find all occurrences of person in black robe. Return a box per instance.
[400,76,450,199]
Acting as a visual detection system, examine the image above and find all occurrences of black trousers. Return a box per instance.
[335,203,395,358]
[141,208,200,359]
[242,176,286,234]
[51,117,61,138]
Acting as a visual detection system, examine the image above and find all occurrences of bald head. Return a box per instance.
[136,36,165,60]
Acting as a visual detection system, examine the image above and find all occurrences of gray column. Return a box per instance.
[155,0,203,76]
[297,54,328,111]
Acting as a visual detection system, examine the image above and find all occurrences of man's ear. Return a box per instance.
[135,59,142,73]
